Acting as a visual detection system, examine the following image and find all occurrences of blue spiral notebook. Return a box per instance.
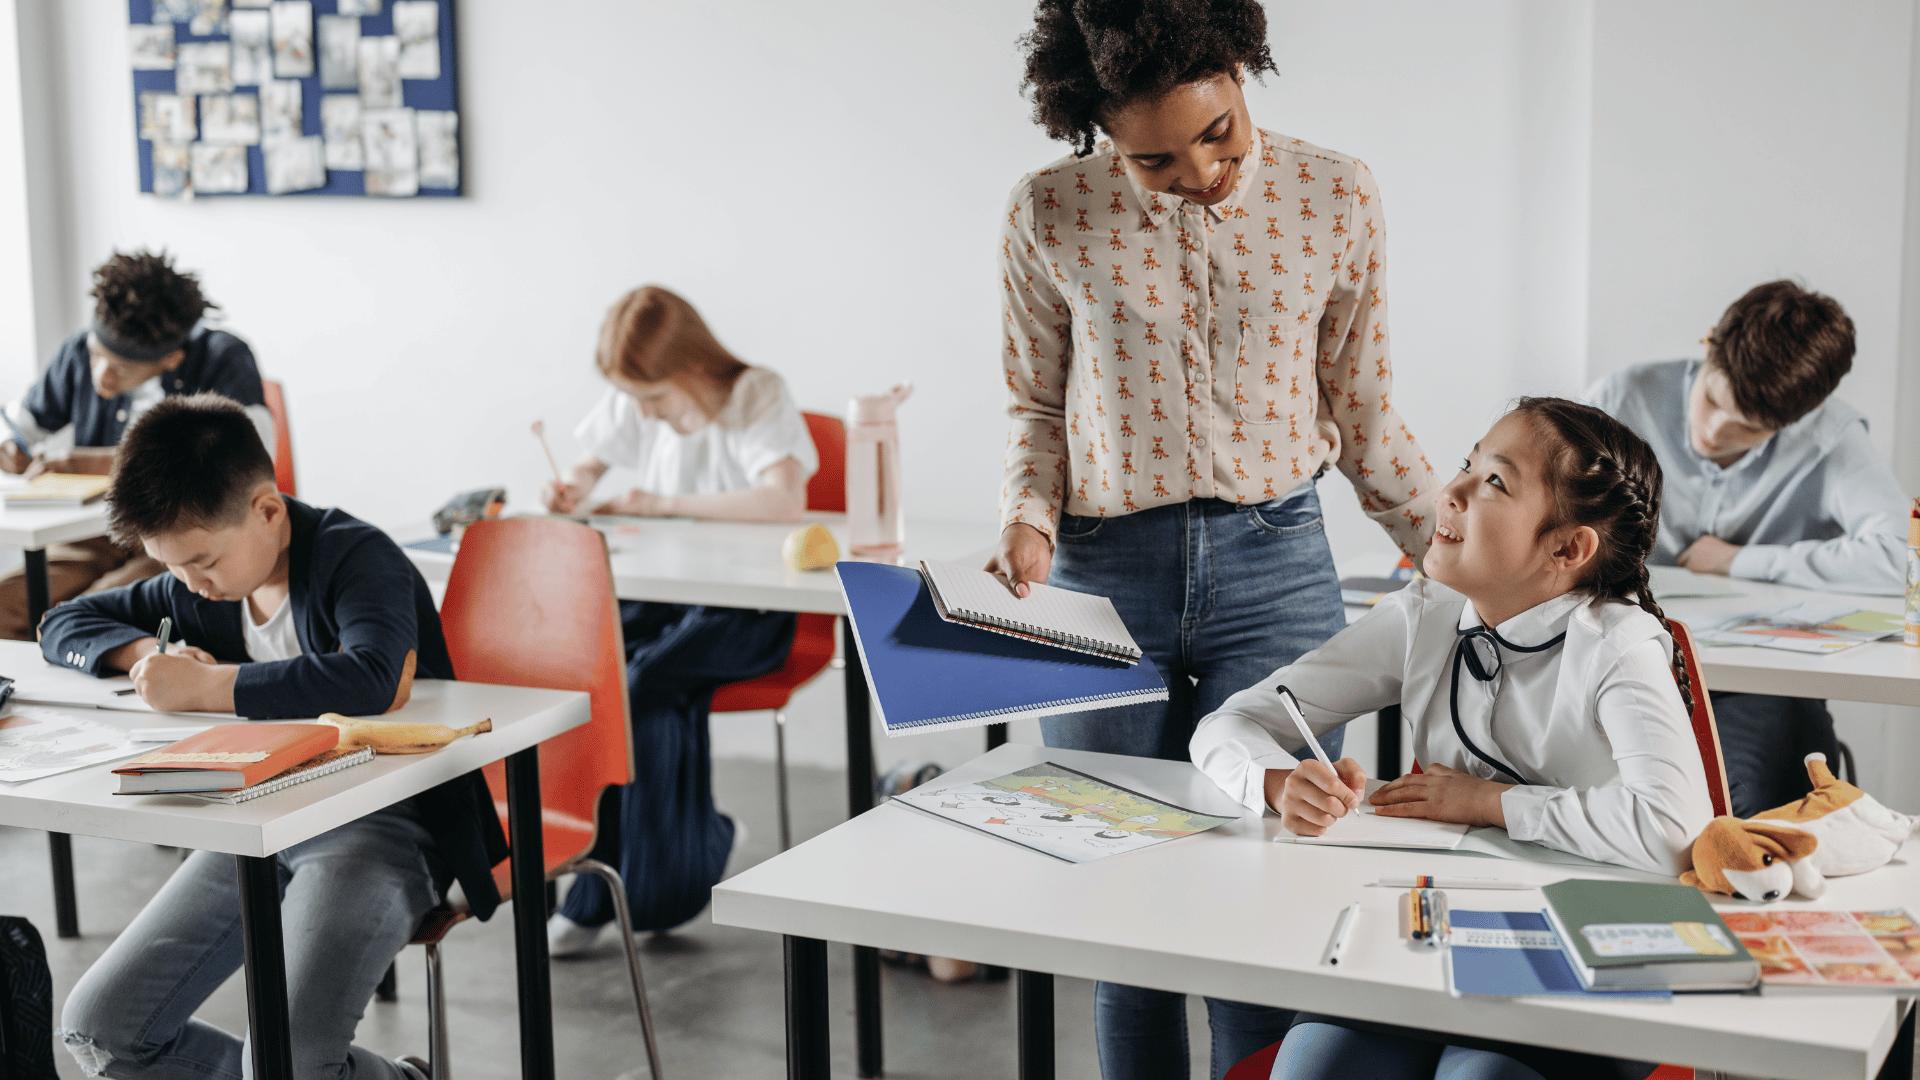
[835,561,1169,735]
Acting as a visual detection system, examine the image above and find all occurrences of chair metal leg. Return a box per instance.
[423,942,451,1080]
[774,710,792,851]
[576,858,665,1080]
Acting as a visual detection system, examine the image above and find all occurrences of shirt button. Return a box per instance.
[1195,437,1207,449]
[115,409,126,422]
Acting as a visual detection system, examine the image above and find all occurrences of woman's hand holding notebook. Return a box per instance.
[919,560,1142,664]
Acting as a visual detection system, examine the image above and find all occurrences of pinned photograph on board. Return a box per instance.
[392,1,439,80]
[269,1,314,79]
[362,107,418,197]
[139,92,197,143]
[175,42,234,95]
[199,93,261,145]
[229,9,271,86]
[190,143,249,194]
[415,109,457,189]
[320,94,364,170]
[336,0,381,13]
[130,25,175,70]
[151,143,193,198]
[265,135,327,194]
[356,36,401,109]
[317,15,359,90]
[261,79,302,143]
[189,0,229,36]
[150,0,195,24]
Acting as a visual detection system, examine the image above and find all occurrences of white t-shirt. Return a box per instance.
[573,366,818,497]
[242,595,301,663]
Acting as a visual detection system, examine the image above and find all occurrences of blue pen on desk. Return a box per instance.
[155,617,172,656]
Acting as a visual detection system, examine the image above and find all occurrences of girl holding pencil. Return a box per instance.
[540,285,817,956]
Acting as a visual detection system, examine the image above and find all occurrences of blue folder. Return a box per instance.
[835,561,1169,735]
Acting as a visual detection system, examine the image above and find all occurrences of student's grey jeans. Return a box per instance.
[1040,484,1349,1080]
[60,805,440,1080]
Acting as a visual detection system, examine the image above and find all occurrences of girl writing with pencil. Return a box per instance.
[540,285,817,956]
[1191,399,1714,1080]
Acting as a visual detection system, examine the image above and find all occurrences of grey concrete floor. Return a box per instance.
[0,757,1218,1080]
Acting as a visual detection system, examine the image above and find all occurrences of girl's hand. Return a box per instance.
[593,488,672,517]
[541,479,588,515]
[1370,762,1510,827]
[1265,757,1367,836]
[984,523,1053,598]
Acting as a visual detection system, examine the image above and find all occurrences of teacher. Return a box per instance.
[984,2,1437,1076]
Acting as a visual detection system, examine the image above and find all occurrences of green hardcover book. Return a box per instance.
[1541,879,1759,992]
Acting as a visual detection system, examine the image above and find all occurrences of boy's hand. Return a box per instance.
[101,637,218,673]
[541,479,588,515]
[1676,535,1741,576]
[0,441,31,474]
[1371,762,1510,827]
[1266,757,1366,835]
[128,652,237,713]
[29,448,115,479]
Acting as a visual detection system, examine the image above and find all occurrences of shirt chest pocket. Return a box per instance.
[1234,323,1312,426]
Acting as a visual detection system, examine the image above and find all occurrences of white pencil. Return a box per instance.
[1376,876,1529,890]
[1321,902,1360,966]
[1276,684,1333,767]
[531,420,563,484]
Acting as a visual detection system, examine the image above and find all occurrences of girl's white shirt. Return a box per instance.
[574,366,819,497]
[1189,578,1714,875]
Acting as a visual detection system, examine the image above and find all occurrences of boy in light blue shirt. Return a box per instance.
[1585,280,1910,816]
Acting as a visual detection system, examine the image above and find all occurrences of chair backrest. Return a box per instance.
[261,378,296,496]
[801,412,846,512]
[439,517,632,864]
[1668,619,1732,818]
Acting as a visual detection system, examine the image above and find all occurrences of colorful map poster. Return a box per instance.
[1694,602,1904,654]
[892,761,1238,863]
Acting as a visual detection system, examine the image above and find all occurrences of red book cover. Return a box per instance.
[112,723,339,792]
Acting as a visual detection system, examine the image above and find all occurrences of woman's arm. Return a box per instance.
[995,183,1074,559]
[1499,638,1715,875]
[595,456,807,523]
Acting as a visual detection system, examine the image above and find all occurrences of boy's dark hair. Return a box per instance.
[1019,0,1277,157]
[1511,397,1694,718]
[108,393,274,545]
[1707,280,1854,430]
[91,250,214,354]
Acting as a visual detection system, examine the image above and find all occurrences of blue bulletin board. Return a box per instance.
[127,0,461,197]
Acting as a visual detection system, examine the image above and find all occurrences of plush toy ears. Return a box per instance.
[1679,868,1711,890]
[1741,820,1820,861]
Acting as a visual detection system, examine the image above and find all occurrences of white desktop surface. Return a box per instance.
[401,512,1001,614]
[0,640,586,857]
[714,742,1915,1080]
[0,475,111,549]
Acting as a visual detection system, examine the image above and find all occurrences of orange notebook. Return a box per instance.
[112,723,339,795]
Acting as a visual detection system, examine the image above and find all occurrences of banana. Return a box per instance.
[319,713,493,754]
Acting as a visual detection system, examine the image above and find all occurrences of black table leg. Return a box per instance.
[506,748,554,1080]
[785,935,830,1080]
[237,854,293,1080]
[1375,704,1402,780]
[986,723,1008,750]
[1876,1001,1914,1080]
[1017,970,1054,1080]
[24,547,48,630]
[842,617,884,1078]
[48,832,78,938]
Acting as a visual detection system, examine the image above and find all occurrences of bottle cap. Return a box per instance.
[850,383,914,424]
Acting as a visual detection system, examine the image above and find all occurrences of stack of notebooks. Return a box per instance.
[835,560,1167,735]
[112,723,371,803]
[5,473,111,507]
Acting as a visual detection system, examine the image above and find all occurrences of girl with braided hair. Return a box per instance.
[1193,398,1711,1080]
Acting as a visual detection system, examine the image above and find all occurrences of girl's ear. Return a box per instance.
[1550,524,1600,577]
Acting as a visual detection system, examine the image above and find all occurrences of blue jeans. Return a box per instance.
[60,806,440,1080]
[1040,486,1349,1080]
[1275,1014,1657,1080]
[1710,692,1839,818]
[558,601,795,932]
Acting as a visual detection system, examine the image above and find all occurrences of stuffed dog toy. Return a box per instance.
[1681,752,1916,902]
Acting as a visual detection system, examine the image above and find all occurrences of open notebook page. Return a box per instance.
[920,560,1141,660]
[1274,779,1469,850]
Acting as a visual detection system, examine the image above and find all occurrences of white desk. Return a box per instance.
[0,493,113,627]
[0,644,590,1080]
[715,742,1918,1080]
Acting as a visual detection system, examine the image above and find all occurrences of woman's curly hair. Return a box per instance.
[1019,0,1278,157]
[91,250,214,349]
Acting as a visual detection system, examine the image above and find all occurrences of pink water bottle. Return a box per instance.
[846,383,912,562]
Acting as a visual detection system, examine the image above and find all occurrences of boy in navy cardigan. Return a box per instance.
[43,394,501,1080]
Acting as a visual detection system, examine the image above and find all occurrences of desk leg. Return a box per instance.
[237,854,294,1080]
[506,749,555,1080]
[784,936,830,1080]
[1375,704,1402,780]
[1017,971,1054,1080]
[841,617,884,1078]
[24,547,48,630]
[986,723,1007,750]
[48,832,78,938]
[1877,1001,1914,1080]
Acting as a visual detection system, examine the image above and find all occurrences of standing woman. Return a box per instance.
[985,2,1436,1076]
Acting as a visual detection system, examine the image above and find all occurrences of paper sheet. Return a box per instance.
[1274,778,1469,849]
[0,708,143,783]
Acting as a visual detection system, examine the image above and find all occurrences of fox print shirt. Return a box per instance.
[998,128,1436,559]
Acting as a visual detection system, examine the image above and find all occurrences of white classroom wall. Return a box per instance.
[5,2,1918,805]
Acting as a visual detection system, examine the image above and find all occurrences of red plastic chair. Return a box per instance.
[708,411,845,850]
[407,517,663,1080]
[261,378,296,496]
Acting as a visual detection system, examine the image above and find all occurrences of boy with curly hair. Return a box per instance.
[0,250,272,638]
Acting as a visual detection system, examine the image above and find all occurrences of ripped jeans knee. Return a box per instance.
[59,1027,116,1077]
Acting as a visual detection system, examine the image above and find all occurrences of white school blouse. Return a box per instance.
[574,366,818,497]
[1188,579,1714,875]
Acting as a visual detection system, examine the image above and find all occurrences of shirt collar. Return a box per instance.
[1121,128,1265,229]
[1456,590,1586,650]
